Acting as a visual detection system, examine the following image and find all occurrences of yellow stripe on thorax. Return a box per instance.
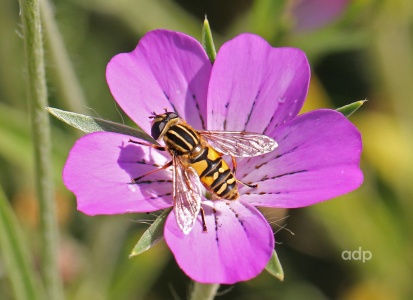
[168,129,193,150]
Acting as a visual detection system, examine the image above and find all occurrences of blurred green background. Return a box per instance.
[1,0,413,299]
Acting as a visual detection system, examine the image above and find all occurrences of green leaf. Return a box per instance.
[202,16,216,63]
[46,107,157,144]
[265,249,284,281]
[129,208,172,257]
[0,187,45,300]
[336,100,366,118]
[0,103,74,188]
[0,103,32,171]
[73,0,204,41]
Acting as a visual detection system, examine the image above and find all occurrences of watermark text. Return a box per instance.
[341,247,372,263]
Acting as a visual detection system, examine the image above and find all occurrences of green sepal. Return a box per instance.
[265,249,284,281]
[336,100,366,118]
[202,16,216,63]
[129,208,172,257]
[46,107,157,144]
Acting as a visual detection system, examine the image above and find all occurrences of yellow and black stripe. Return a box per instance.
[191,147,239,200]
[151,111,240,201]
[164,124,200,155]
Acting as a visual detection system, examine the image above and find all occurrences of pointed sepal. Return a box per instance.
[265,249,284,281]
[46,107,156,143]
[129,208,172,257]
[202,16,216,63]
[336,100,366,118]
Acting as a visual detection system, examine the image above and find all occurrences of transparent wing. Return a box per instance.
[198,130,278,157]
[172,155,202,235]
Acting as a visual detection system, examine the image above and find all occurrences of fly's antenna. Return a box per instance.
[148,111,157,119]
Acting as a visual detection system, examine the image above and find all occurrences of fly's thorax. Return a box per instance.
[163,122,201,155]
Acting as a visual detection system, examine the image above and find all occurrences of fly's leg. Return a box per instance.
[131,160,173,183]
[200,207,207,232]
[128,139,170,183]
[237,180,258,189]
[231,155,237,175]
[230,155,258,189]
[128,139,165,151]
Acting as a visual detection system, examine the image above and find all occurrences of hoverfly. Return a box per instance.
[129,111,278,234]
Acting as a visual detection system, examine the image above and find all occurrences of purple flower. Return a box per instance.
[63,30,363,284]
[291,0,350,32]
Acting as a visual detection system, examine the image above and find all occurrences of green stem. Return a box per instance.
[0,187,44,300]
[190,282,220,300]
[40,0,88,114]
[18,0,64,299]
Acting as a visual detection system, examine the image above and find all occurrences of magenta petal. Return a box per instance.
[293,0,349,32]
[164,200,274,284]
[207,33,310,134]
[106,30,211,133]
[238,109,363,207]
[63,132,173,215]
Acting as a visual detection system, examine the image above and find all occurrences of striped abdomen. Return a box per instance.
[163,122,239,200]
[190,146,239,200]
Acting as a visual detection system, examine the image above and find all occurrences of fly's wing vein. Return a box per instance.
[198,130,278,157]
[172,155,202,235]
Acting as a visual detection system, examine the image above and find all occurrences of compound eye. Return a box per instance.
[151,121,165,140]
[168,112,178,119]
